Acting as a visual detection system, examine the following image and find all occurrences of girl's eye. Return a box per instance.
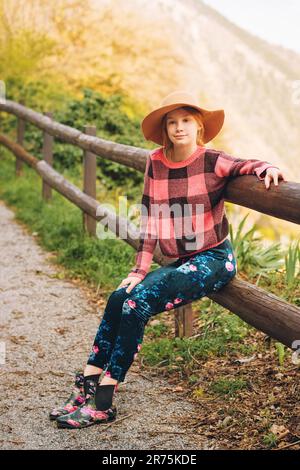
[169,118,189,124]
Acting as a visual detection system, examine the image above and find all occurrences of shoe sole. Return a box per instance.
[49,414,60,421]
[56,414,117,429]
[49,412,71,421]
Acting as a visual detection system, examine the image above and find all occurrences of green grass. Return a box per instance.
[145,322,170,339]
[262,432,278,449]
[209,377,249,396]
[140,305,255,371]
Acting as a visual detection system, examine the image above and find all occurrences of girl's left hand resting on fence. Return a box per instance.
[117,276,142,294]
[264,167,286,189]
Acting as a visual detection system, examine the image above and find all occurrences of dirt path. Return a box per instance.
[0,200,215,450]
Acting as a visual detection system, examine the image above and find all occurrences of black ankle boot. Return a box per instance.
[95,384,115,411]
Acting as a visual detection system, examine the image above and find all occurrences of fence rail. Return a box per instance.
[1,100,300,346]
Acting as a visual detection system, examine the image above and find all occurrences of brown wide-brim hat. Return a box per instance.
[141,90,225,145]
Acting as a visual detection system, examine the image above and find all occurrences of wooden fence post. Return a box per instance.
[42,112,53,201]
[83,125,97,236]
[174,304,194,338]
[16,99,25,176]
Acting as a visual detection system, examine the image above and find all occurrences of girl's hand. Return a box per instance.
[264,167,286,189]
[117,276,142,294]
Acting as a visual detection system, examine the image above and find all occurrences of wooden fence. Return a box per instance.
[1,100,300,347]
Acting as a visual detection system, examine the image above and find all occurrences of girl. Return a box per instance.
[50,91,285,429]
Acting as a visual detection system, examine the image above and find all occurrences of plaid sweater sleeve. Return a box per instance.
[215,150,280,180]
[127,154,158,280]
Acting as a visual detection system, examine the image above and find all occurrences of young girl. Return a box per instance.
[50,91,285,429]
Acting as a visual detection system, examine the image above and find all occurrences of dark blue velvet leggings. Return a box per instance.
[87,238,237,382]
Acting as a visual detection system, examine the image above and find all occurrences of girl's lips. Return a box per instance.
[175,135,187,138]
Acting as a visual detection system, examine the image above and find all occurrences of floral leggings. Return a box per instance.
[87,238,237,383]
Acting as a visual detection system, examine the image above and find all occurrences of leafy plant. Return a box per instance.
[229,213,284,277]
[275,342,285,367]
[285,238,300,288]
[2,85,155,195]
[262,432,277,449]
[209,377,249,396]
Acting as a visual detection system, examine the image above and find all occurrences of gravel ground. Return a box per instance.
[0,200,215,450]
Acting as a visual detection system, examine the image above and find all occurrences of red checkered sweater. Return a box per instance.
[128,145,279,280]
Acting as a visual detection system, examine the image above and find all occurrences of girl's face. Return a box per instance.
[165,108,200,147]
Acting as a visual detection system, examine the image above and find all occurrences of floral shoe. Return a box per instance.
[49,372,86,421]
[56,380,117,429]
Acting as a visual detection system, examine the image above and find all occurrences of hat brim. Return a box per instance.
[141,103,225,145]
